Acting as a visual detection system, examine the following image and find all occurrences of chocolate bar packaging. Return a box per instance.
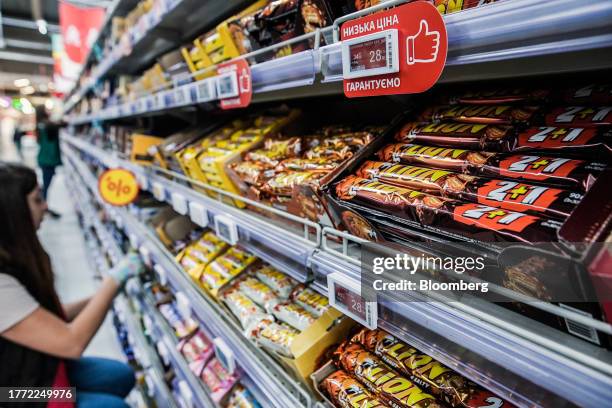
[334,342,441,408]
[378,143,606,191]
[357,161,582,219]
[351,329,515,408]
[321,369,386,408]
[395,122,612,157]
[335,176,564,243]
[544,106,612,127]
[421,104,539,125]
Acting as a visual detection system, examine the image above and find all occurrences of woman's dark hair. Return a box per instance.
[0,162,62,315]
[35,105,49,124]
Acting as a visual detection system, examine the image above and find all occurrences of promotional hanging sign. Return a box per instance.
[98,169,139,206]
[217,59,252,109]
[341,1,447,98]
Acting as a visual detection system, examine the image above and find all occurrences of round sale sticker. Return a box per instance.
[98,169,139,206]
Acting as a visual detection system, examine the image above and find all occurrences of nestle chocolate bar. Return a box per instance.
[396,122,516,151]
[351,329,515,408]
[515,126,612,156]
[448,88,550,105]
[321,369,386,408]
[378,143,606,191]
[421,104,539,125]
[558,83,612,105]
[335,342,441,408]
[275,157,339,172]
[544,106,612,127]
[336,176,563,243]
[357,161,582,219]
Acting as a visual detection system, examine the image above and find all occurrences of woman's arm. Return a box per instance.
[63,297,91,321]
[1,277,119,359]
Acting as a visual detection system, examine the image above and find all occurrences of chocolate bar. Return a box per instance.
[351,329,515,408]
[421,104,539,125]
[275,157,339,172]
[231,161,275,186]
[271,301,316,331]
[254,264,297,298]
[396,122,516,151]
[291,285,330,317]
[544,106,612,127]
[252,318,298,357]
[262,171,325,195]
[335,342,441,408]
[515,126,611,156]
[447,88,550,105]
[321,370,386,408]
[237,276,281,311]
[357,161,582,219]
[378,143,606,191]
[336,176,564,243]
[559,83,612,105]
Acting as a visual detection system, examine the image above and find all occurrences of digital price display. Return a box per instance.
[334,284,367,321]
[342,29,399,80]
[216,72,239,99]
[327,272,377,329]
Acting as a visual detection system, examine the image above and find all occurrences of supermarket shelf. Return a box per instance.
[62,144,313,408]
[62,134,612,408]
[63,0,253,114]
[310,230,612,408]
[64,0,612,122]
[64,157,213,408]
[114,296,179,408]
[62,132,319,285]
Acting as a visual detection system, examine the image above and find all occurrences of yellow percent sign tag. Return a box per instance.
[98,169,139,206]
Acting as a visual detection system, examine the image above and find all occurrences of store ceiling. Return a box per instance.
[0,0,111,97]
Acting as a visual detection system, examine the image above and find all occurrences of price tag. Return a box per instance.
[341,1,447,98]
[156,92,166,109]
[342,29,399,79]
[188,202,208,227]
[214,214,238,245]
[215,71,239,99]
[144,374,156,397]
[188,83,198,102]
[175,291,192,319]
[213,338,236,374]
[143,314,154,335]
[146,95,156,110]
[138,98,147,112]
[174,86,186,106]
[129,233,139,249]
[156,340,170,366]
[139,245,152,266]
[137,174,149,190]
[196,78,217,102]
[327,271,377,329]
[171,192,188,215]
[178,380,193,408]
[153,264,168,286]
[152,182,165,201]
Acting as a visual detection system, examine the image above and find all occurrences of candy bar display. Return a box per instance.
[333,83,611,249]
[315,326,513,408]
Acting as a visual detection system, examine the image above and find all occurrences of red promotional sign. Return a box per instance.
[341,1,447,98]
[217,59,252,110]
[59,1,105,64]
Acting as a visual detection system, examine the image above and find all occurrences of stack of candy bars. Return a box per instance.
[230,125,380,210]
[336,84,611,244]
[320,327,514,408]
[220,264,331,357]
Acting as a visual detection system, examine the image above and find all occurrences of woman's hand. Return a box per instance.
[108,252,143,286]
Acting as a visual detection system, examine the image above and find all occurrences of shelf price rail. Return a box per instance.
[62,143,313,408]
[64,0,612,122]
[61,134,612,408]
[311,228,612,408]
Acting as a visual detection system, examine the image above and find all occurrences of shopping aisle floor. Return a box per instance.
[40,167,125,360]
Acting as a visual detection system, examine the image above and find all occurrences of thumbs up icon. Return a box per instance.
[406,20,440,65]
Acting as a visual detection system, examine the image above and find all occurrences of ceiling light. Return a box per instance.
[14,78,30,87]
[37,19,48,35]
[20,86,36,95]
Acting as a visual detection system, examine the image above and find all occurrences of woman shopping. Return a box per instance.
[0,162,143,408]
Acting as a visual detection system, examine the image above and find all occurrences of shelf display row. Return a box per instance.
[61,117,612,407]
[63,0,612,123]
